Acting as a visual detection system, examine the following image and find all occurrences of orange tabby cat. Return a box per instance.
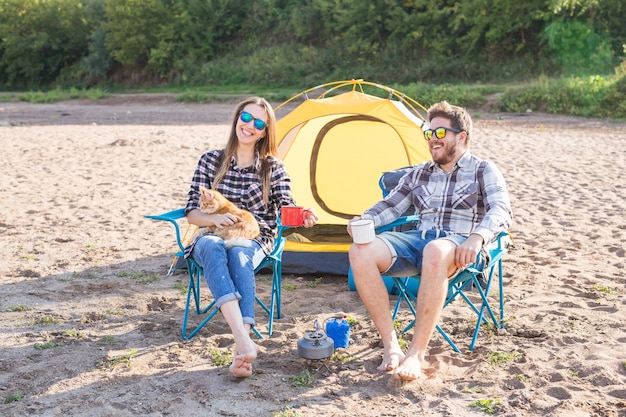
[198,186,260,247]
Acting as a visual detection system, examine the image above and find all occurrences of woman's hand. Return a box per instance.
[302,208,319,228]
[213,213,238,228]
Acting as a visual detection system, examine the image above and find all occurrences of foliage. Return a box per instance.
[207,348,232,367]
[6,304,33,312]
[17,87,109,103]
[498,73,626,119]
[401,82,495,109]
[272,405,303,417]
[116,270,161,284]
[146,0,247,79]
[34,341,64,350]
[0,0,624,90]
[0,0,92,87]
[468,398,501,414]
[543,20,614,75]
[96,349,137,370]
[286,369,315,388]
[4,392,23,404]
[487,351,521,365]
[103,0,168,68]
[0,0,624,118]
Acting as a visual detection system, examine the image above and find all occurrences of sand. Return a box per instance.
[0,96,625,417]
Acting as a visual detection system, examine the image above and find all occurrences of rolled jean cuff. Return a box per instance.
[242,316,256,327]
[215,292,241,311]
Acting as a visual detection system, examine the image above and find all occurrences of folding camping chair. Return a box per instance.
[145,208,287,340]
[349,168,510,353]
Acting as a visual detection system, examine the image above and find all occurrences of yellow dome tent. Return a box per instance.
[274,80,432,275]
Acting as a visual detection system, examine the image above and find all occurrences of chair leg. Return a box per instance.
[182,255,284,340]
[252,257,283,337]
[468,262,504,351]
[391,277,416,322]
[498,259,505,328]
[266,259,282,337]
[182,260,219,340]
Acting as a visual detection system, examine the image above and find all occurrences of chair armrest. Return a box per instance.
[468,230,511,274]
[145,208,188,253]
[145,207,187,222]
[375,215,420,233]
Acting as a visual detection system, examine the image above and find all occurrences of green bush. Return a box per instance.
[497,74,625,119]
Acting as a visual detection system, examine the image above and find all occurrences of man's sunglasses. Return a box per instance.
[423,126,462,141]
[239,111,267,131]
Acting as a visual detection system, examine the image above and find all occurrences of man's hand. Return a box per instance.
[346,216,362,237]
[454,234,483,269]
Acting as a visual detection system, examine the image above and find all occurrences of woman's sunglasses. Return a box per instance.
[423,126,462,141]
[239,111,267,131]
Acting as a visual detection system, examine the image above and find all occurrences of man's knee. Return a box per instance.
[425,239,456,258]
[348,243,368,270]
[349,239,391,272]
[422,240,456,271]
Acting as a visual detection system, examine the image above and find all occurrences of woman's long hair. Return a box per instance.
[213,97,277,204]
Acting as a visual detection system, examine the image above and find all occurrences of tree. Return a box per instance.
[0,0,91,87]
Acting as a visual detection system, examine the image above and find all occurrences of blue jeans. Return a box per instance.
[378,229,471,277]
[191,235,262,326]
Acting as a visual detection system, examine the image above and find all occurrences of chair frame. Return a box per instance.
[146,208,286,340]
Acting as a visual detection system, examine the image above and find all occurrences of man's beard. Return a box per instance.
[432,142,457,166]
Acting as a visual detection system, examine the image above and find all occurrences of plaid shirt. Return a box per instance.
[184,150,295,255]
[363,151,512,245]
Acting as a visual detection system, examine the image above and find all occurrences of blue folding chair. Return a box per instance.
[145,208,287,340]
[348,168,510,353]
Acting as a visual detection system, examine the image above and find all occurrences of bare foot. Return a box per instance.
[392,354,422,380]
[229,355,253,378]
[377,349,405,372]
[229,343,259,378]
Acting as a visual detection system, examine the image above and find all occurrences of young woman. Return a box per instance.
[184,97,318,377]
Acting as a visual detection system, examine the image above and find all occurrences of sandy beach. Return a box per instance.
[0,96,625,417]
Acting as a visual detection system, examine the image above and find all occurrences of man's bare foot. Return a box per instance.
[377,349,405,372]
[392,354,422,380]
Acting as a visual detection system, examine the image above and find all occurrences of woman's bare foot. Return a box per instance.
[377,348,405,372]
[392,354,422,380]
[229,354,253,378]
[229,342,259,378]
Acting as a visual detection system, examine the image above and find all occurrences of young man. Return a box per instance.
[348,100,512,380]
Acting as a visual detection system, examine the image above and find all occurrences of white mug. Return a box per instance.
[350,219,375,244]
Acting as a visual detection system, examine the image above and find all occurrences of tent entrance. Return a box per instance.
[310,115,410,220]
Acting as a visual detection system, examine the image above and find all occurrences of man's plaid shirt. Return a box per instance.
[363,151,512,245]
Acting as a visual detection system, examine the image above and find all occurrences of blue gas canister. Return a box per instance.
[325,315,350,349]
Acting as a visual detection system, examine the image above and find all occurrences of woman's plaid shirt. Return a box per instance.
[185,149,295,255]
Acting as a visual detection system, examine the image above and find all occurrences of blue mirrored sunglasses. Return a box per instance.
[423,126,462,141]
[239,111,267,131]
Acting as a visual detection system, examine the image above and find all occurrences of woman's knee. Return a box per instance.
[194,235,226,264]
[227,243,259,270]
[196,235,225,251]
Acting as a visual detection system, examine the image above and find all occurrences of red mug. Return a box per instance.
[281,206,309,227]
